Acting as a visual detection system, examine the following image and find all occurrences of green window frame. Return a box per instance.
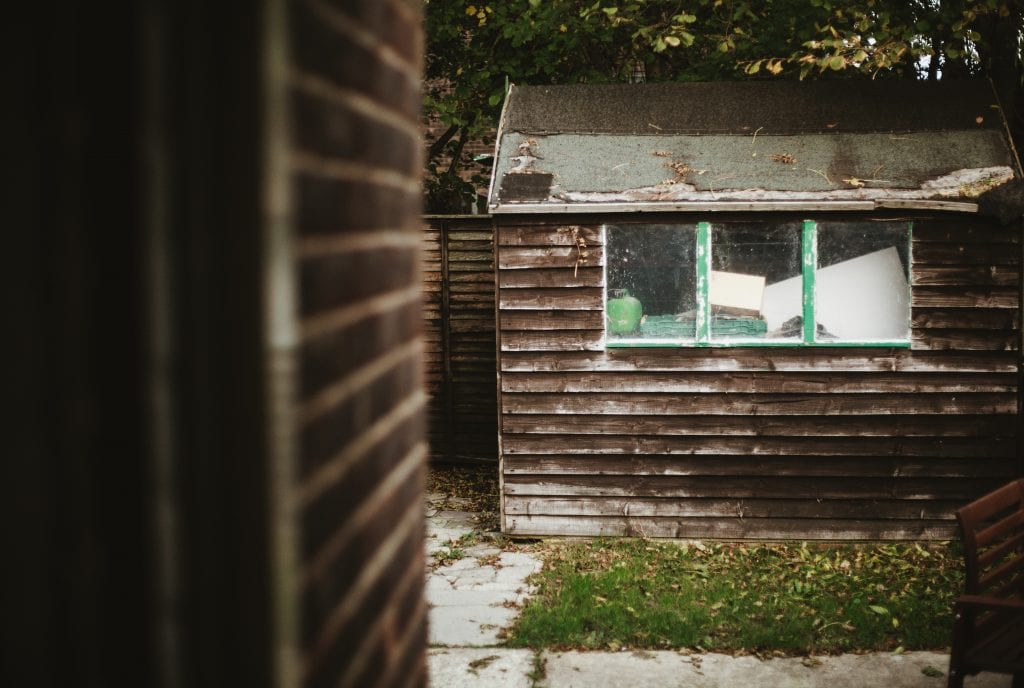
[604,219,912,348]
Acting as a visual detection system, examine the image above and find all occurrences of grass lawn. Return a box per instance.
[506,538,962,655]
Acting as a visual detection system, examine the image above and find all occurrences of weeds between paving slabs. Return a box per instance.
[506,539,962,655]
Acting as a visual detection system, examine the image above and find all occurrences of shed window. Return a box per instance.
[605,220,911,347]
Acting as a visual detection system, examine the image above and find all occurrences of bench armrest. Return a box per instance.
[954,595,1024,613]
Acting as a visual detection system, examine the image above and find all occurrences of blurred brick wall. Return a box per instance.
[288,1,429,687]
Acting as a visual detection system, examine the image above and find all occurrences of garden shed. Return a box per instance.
[489,80,1024,540]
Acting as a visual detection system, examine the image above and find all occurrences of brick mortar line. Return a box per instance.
[302,441,426,588]
[291,69,422,141]
[297,389,426,507]
[298,230,421,258]
[301,495,424,682]
[291,150,420,194]
[300,284,421,342]
[299,336,422,426]
[303,0,419,78]
[339,545,429,688]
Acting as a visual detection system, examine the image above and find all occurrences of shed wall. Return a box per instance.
[497,214,1022,539]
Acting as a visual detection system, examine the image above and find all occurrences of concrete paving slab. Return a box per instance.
[427,648,536,688]
[426,586,525,607]
[428,604,520,646]
[540,650,1012,688]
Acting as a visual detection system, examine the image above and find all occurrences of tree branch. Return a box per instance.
[427,124,459,160]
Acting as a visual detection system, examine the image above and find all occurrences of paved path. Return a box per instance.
[423,496,1011,688]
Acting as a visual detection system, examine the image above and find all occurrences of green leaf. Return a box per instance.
[664,35,681,47]
[868,604,889,615]
[828,55,845,70]
[488,94,503,106]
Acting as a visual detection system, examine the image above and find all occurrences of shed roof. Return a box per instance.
[488,80,1023,219]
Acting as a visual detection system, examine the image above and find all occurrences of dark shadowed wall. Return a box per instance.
[7,2,426,687]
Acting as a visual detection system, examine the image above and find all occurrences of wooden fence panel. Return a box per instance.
[423,216,499,462]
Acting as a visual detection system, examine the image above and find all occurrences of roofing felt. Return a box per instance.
[489,80,1023,218]
[504,80,1004,135]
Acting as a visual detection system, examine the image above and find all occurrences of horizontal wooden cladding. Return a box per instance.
[501,413,1016,438]
[912,308,1019,330]
[503,474,1003,500]
[502,435,1016,458]
[499,330,1017,352]
[499,349,1018,373]
[911,222,1020,243]
[913,266,1019,287]
[912,330,1017,351]
[500,267,604,288]
[505,496,962,520]
[912,286,1018,309]
[502,330,604,351]
[499,288,603,311]
[498,245,604,270]
[501,310,604,331]
[503,455,1017,478]
[501,371,1016,394]
[912,242,1021,266]
[501,392,1016,415]
[498,225,603,246]
[504,514,956,540]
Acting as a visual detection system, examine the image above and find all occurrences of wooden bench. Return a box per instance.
[947,478,1024,688]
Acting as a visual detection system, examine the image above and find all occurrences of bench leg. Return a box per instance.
[1011,672,1022,688]
[947,610,970,688]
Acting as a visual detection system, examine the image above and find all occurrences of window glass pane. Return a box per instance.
[815,221,911,342]
[712,222,802,341]
[606,224,696,341]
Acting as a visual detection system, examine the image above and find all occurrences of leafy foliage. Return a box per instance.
[423,0,1023,211]
[508,539,963,653]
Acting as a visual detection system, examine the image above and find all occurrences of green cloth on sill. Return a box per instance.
[637,313,767,338]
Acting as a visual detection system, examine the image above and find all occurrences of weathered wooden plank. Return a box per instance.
[912,308,1019,330]
[501,392,1017,415]
[912,287,1019,309]
[502,474,1002,500]
[913,266,1019,287]
[444,293,495,305]
[448,271,495,283]
[446,230,494,241]
[498,246,604,270]
[448,241,493,253]
[912,330,1018,351]
[498,225,603,246]
[449,262,494,272]
[498,349,1018,373]
[912,223,1019,244]
[502,435,1016,458]
[911,242,1021,265]
[504,496,963,520]
[500,413,1017,437]
[501,331,605,352]
[499,288,604,310]
[499,267,604,288]
[504,514,956,540]
[500,371,1016,394]
[447,250,493,263]
[501,311,604,331]
[503,455,1017,479]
